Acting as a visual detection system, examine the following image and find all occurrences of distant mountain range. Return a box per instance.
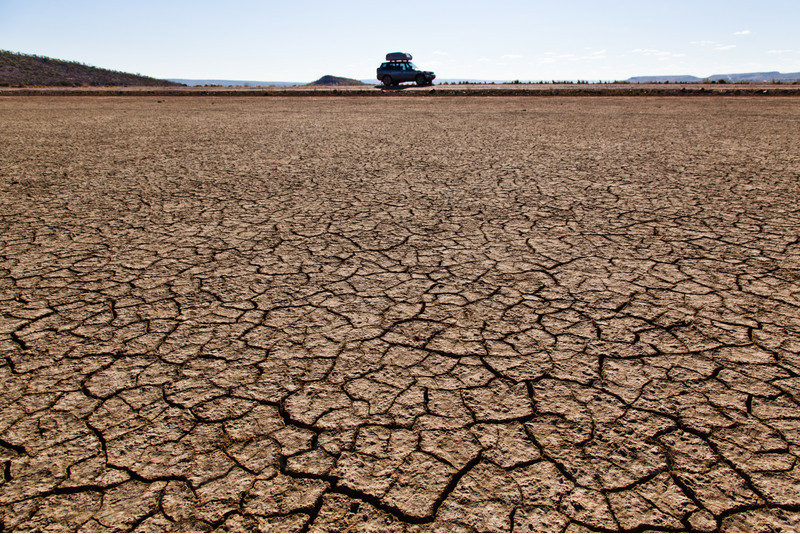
[628,71,800,83]
[168,78,300,87]
[172,75,368,87]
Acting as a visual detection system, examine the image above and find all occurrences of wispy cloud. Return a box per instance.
[583,49,607,61]
[691,40,736,51]
[533,52,576,65]
[767,49,796,54]
[734,30,751,35]
[433,50,448,56]
[632,48,685,58]
[502,54,523,60]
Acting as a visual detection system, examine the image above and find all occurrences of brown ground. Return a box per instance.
[1,96,799,532]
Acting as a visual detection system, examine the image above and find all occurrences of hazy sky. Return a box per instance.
[2,0,799,82]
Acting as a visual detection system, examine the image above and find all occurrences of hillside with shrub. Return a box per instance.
[308,75,367,86]
[0,50,182,87]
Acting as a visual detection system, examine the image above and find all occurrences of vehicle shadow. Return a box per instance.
[375,84,410,91]
[375,84,434,91]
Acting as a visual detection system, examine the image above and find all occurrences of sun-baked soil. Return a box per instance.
[1,96,800,532]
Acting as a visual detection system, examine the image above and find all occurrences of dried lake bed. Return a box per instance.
[1,95,799,531]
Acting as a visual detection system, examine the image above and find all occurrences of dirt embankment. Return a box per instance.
[2,82,800,96]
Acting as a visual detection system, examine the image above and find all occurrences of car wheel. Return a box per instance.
[383,75,394,87]
[416,74,426,86]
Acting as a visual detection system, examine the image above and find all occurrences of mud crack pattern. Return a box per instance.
[1,96,800,531]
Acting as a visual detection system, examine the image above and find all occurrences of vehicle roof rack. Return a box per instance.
[386,52,412,61]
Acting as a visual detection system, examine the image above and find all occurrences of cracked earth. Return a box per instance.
[1,96,799,532]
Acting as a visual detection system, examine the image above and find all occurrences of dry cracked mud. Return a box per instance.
[1,95,799,532]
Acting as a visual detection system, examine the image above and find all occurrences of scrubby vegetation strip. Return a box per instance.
[0,50,182,87]
[2,86,800,97]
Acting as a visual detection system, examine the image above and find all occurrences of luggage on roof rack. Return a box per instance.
[386,52,412,61]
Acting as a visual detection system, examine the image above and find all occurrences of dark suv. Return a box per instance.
[377,52,435,87]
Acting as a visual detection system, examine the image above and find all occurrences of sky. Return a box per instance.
[2,0,800,82]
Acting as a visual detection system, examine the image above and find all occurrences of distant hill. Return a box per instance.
[0,50,181,87]
[708,71,800,82]
[308,75,367,86]
[629,71,800,83]
[169,79,299,87]
[627,75,703,83]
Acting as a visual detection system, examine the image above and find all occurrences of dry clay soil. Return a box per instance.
[1,96,800,532]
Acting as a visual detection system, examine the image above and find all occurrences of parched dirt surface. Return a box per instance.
[1,96,800,532]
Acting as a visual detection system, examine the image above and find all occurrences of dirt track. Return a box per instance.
[1,96,800,532]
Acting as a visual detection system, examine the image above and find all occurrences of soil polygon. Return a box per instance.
[1,96,799,531]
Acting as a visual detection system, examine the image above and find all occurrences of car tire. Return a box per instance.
[383,75,394,87]
[416,74,426,86]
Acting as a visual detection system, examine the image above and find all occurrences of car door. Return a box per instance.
[400,63,414,83]
[388,63,404,83]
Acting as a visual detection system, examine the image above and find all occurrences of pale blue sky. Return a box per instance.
[2,0,799,82]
